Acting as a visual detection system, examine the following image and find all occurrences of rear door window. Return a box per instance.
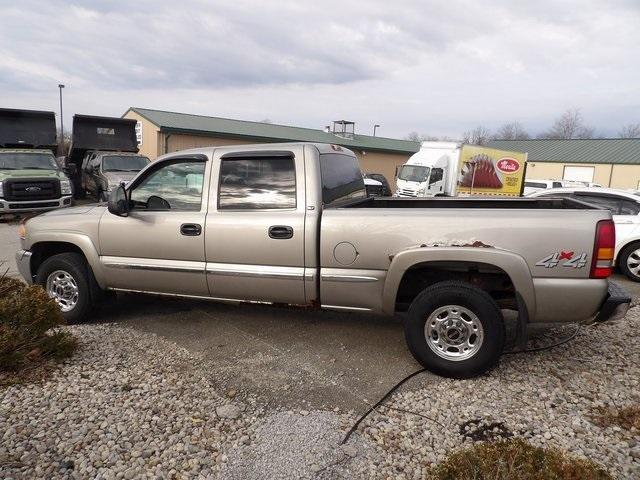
[619,200,640,215]
[218,156,296,210]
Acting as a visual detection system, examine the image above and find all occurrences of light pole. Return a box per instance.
[58,84,65,155]
[373,124,380,136]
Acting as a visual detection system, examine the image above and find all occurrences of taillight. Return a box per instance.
[590,219,615,278]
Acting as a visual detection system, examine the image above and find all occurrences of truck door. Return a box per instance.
[98,155,210,296]
[426,167,445,195]
[204,146,307,304]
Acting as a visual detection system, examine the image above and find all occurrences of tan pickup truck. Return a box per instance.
[15,143,631,378]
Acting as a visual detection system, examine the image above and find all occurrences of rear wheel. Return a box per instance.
[35,253,97,324]
[618,242,640,282]
[404,281,505,378]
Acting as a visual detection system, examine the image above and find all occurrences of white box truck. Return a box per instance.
[395,141,527,197]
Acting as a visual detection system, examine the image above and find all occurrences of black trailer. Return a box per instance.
[68,115,139,197]
[0,108,57,150]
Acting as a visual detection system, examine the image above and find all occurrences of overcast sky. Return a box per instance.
[1,0,638,139]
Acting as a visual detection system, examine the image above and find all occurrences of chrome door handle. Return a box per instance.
[268,225,293,239]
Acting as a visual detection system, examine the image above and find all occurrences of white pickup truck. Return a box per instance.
[15,143,631,378]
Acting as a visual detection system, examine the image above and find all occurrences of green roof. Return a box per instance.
[488,138,640,165]
[126,107,420,155]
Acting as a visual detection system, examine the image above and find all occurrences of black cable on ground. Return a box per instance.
[340,368,426,444]
[341,324,581,444]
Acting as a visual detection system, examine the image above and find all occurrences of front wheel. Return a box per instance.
[618,242,640,282]
[404,281,505,378]
[35,253,97,324]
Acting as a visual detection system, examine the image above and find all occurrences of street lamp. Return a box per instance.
[373,124,380,136]
[58,84,65,155]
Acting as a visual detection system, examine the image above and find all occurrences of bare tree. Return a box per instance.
[619,123,640,138]
[492,121,530,140]
[541,108,596,139]
[405,132,440,142]
[461,125,491,145]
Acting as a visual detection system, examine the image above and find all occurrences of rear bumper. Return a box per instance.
[593,281,631,323]
[0,196,72,213]
[15,249,33,284]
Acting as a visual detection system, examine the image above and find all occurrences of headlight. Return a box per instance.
[60,179,72,195]
[417,187,426,194]
[0,181,3,198]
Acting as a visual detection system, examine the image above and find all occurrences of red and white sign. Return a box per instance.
[496,157,520,174]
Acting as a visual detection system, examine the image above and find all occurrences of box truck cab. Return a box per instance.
[395,142,460,197]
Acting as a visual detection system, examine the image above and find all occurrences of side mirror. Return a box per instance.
[107,184,129,217]
[64,164,77,176]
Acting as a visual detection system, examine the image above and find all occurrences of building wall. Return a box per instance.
[354,150,411,190]
[524,161,640,188]
[165,134,250,154]
[122,110,160,159]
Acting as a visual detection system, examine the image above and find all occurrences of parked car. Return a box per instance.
[523,179,586,195]
[16,143,630,378]
[529,187,640,281]
[81,152,150,201]
[364,173,392,196]
[363,176,384,197]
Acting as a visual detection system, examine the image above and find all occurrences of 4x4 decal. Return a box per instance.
[536,251,588,269]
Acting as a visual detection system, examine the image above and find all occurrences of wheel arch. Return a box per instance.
[382,247,535,319]
[29,233,106,288]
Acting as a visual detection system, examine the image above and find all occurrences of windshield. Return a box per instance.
[398,165,429,183]
[0,152,59,170]
[102,155,150,172]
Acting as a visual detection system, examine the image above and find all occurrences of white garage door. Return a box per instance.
[563,166,594,183]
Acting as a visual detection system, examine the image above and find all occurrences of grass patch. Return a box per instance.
[427,438,611,480]
[0,274,77,385]
[591,404,640,431]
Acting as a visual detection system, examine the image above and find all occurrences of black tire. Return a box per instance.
[618,242,640,282]
[35,252,98,324]
[404,281,505,379]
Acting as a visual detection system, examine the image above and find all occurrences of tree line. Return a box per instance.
[405,108,640,145]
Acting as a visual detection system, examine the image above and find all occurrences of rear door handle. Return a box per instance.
[268,225,293,239]
[180,223,202,236]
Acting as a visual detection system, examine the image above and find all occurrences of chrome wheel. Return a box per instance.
[46,270,79,312]
[626,248,640,277]
[425,305,484,361]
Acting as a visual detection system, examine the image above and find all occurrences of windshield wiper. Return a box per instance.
[24,167,54,170]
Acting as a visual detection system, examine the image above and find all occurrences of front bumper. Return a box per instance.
[593,281,631,323]
[15,249,33,284]
[0,196,72,213]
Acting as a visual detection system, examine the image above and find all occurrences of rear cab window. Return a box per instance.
[319,153,366,206]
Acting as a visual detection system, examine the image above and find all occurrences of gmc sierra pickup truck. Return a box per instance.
[15,143,631,378]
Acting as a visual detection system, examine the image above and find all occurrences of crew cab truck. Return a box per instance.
[15,143,631,378]
[67,115,146,200]
[0,108,73,214]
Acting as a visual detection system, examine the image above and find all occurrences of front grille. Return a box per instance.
[397,188,417,197]
[4,178,60,201]
[9,201,59,209]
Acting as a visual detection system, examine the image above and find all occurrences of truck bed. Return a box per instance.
[341,196,599,210]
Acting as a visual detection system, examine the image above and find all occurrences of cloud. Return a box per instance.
[1,0,639,137]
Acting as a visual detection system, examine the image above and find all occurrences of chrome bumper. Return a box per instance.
[0,196,72,213]
[15,250,33,284]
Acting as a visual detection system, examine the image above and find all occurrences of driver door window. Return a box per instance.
[130,160,205,211]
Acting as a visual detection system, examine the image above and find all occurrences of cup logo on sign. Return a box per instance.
[496,158,520,174]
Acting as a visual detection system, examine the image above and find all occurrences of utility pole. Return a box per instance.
[373,124,380,136]
[58,84,65,155]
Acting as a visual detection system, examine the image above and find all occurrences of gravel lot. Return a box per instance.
[2,308,639,479]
